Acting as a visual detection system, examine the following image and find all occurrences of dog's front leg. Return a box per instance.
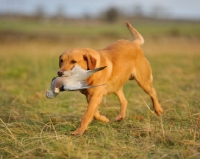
[71,93,103,135]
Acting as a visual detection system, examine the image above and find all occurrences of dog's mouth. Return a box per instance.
[57,65,76,77]
[57,70,73,77]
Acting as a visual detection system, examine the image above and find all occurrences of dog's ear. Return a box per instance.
[83,54,96,70]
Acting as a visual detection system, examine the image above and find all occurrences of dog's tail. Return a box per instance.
[126,21,144,45]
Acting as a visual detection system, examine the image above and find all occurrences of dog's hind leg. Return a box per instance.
[115,87,128,121]
[134,58,163,116]
[139,81,163,116]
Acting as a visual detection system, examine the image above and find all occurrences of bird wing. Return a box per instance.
[62,70,73,77]
[63,74,81,90]
[64,82,105,91]
[62,65,106,81]
[86,66,107,76]
[79,66,107,80]
[58,65,107,91]
[73,65,107,81]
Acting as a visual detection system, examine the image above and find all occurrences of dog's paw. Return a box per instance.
[155,107,163,116]
[94,115,109,123]
[116,115,125,121]
[100,116,109,123]
[70,128,85,135]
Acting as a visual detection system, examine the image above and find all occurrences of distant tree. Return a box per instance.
[151,5,168,19]
[104,7,119,22]
[133,4,143,17]
[34,5,45,19]
[56,5,65,18]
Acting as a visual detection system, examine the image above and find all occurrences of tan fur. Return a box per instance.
[58,22,163,135]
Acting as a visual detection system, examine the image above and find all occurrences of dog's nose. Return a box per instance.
[57,70,64,76]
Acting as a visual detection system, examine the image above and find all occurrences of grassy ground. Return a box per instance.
[0,19,200,158]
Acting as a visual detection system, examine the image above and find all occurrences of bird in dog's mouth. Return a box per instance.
[46,65,106,99]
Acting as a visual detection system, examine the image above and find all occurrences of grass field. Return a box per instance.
[0,19,200,158]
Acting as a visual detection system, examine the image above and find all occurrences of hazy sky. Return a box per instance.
[0,0,200,19]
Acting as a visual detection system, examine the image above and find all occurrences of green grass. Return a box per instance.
[0,19,200,158]
[1,18,200,38]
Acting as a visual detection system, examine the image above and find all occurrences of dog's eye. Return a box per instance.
[60,59,63,63]
[71,60,76,64]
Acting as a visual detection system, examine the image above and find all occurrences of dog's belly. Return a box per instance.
[103,63,134,95]
[103,76,129,95]
[104,85,115,95]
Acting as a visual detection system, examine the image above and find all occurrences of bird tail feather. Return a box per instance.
[88,66,107,74]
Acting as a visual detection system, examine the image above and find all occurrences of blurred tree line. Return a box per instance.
[0,4,170,22]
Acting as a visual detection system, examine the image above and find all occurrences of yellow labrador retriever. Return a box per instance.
[58,22,163,135]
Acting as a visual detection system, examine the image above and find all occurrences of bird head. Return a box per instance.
[46,89,56,99]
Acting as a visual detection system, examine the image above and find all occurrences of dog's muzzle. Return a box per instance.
[57,70,64,76]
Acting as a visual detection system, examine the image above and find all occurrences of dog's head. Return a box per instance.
[58,48,100,76]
